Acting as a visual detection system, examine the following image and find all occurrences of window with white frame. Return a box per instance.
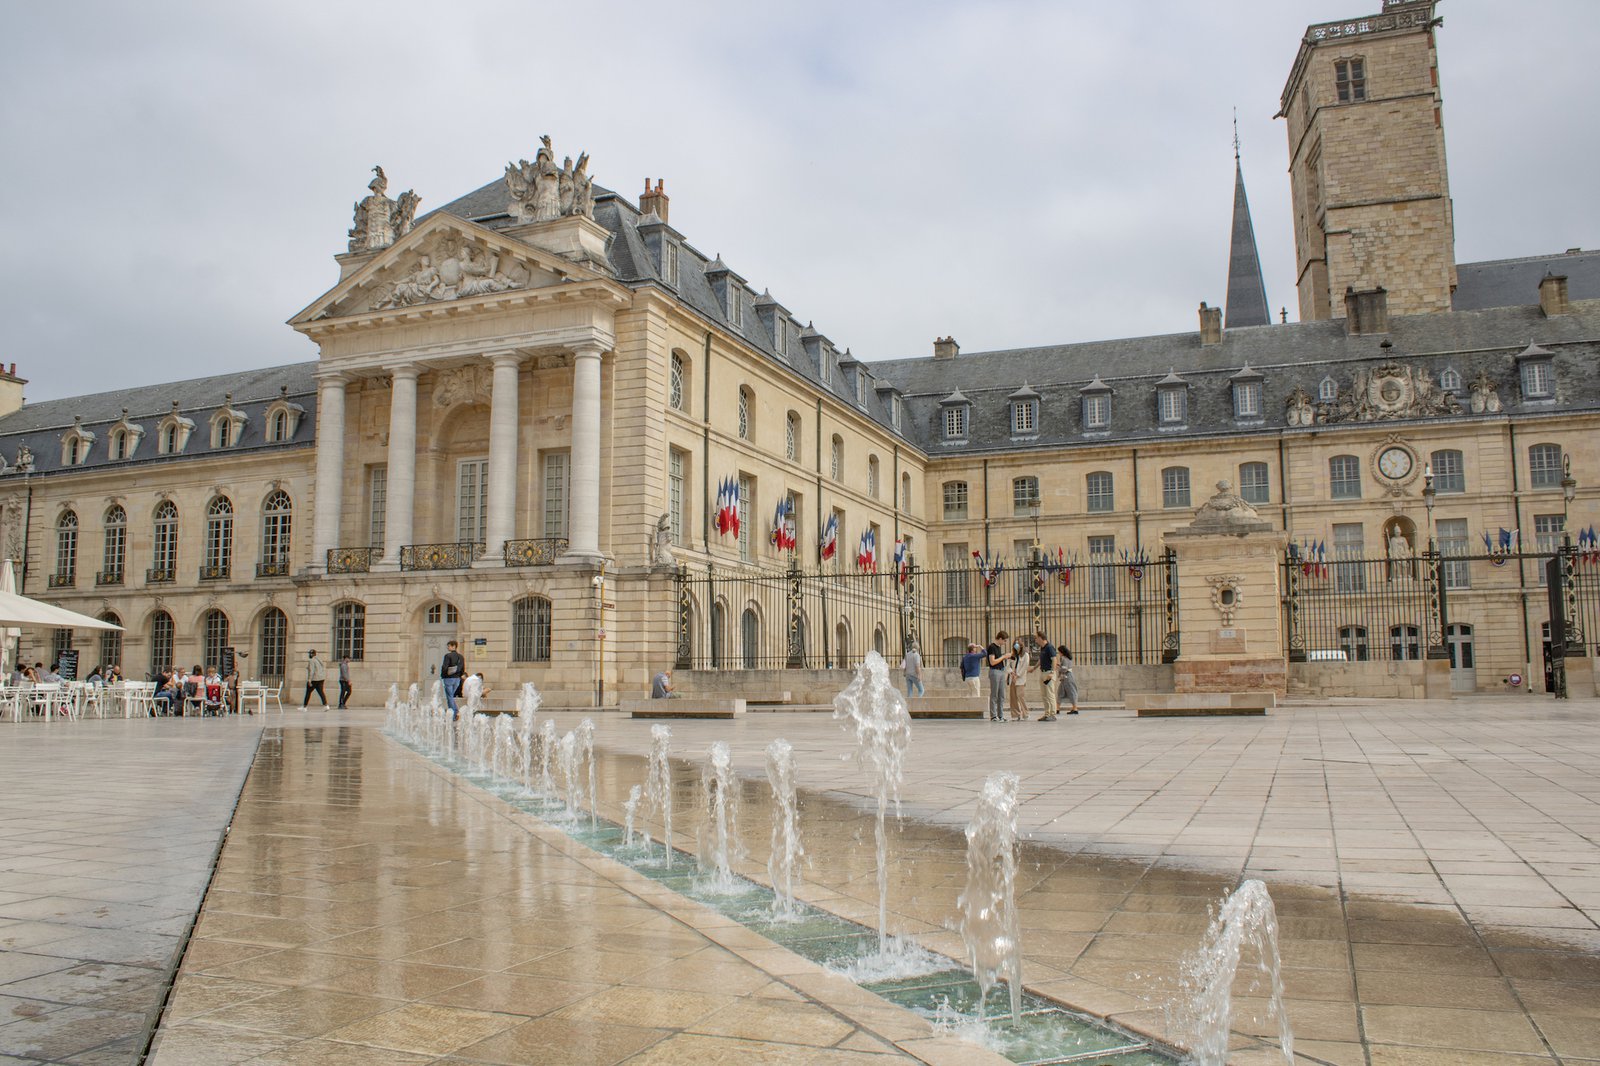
[102,505,126,582]
[259,608,287,680]
[1535,514,1564,586]
[55,511,77,583]
[542,453,569,538]
[867,456,880,499]
[1440,367,1462,392]
[203,610,229,670]
[149,611,174,674]
[830,435,843,481]
[1090,632,1118,665]
[900,472,911,511]
[1239,462,1270,504]
[737,474,753,562]
[152,501,178,575]
[1083,393,1110,429]
[457,459,488,544]
[1329,454,1361,499]
[1529,444,1563,488]
[261,490,292,567]
[111,429,128,460]
[332,602,365,661]
[1012,400,1037,435]
[943,542,970,607]
[1338,624,1369,661]
[668,448,687,546]
[1521,359,1554,399]
[785,412,799,461]
[1437,517,1470,589]
[1085,471,1114,513]
[728,287,743,328]
[1318,376,1338,403]
[1390,625,1422,661]
[661,241,679,286]
[943,481,968,520]
[204,497,233,577]
[1430,449,1465,494]
[368,465,387,549]
[737,388,751,440]
[1333,522,1365,593]
[943,405,967,440]
[771,315,785,356]
[99,614,122,671]
[1088,535,1115,602]
[669,353,685,411]
[1233,380,1262,418]
[1157,387,1186,424]
[1161,466,1191,508]
[1012,476,1040,517]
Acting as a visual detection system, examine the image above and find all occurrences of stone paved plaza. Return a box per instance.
[0,696,1597,1064]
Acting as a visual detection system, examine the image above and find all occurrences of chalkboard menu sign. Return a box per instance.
[58,649,80,680]
[222,646,237,677]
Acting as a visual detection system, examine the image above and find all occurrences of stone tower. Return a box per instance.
[1279,0,1456,322]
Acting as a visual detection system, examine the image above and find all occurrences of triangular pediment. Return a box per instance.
[289,214,606,327]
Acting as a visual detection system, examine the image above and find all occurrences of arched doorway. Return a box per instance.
[421,602,459,680]
[709,602,726,670]
[741,607,760,670]
[835,620,850,668]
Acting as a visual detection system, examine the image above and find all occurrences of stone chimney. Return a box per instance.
[639,178,669,224]
[933,336,960,360]
[1343,286,1389,335]
[0,364,25,420]
[1198,303,1223,345]
[1539,273,1570,317]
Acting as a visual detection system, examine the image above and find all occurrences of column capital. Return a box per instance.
[314,369,353,387]
[385,363,423,383]
[571,342,606,361]
[485,350,524,369]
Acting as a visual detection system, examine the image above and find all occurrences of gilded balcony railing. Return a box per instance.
[399,541,484,572]
[95,570,123,587]
[504,537,568,567]
[326,547,377,574]
[255,558,292,578]
[146,567,176,585]
[47,572,75,589]
[198,563,231,581]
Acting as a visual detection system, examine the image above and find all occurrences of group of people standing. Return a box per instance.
[954,631,1080,722]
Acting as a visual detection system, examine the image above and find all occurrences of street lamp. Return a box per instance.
[1420,462,1436,551]
[1561,453,1577,532]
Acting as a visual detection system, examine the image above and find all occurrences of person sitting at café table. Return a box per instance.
[151,668,177,715]
[86,664,104,684]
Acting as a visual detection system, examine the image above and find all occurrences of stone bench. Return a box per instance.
[907,696,985,719]
[1128,691,1275,717]
[624,698,746,719]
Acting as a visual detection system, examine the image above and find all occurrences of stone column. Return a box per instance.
[482,351,522,564]
[379,366,420,570]
[311,372,348,571]
[562,343,605,564]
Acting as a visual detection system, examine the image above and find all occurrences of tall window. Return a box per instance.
[542,453,569,537]
[1333,522,1365,593]
[830,436,843,481]
[260,490,292,568]
[1390,625,1421,661]
[153,501,179,577]
[1158,387,1186,424]
[943,406,967,440]
[1334,57,1366,102]
[161,424,178,454]
[1535,514,1564,587]
[368,465,387,550]
[1161,467,1191,508]
[215,418,233,448]
[51,628,73,665]
[668,449,687,546]
[1239,462,1270,504]
[332,602,365,661]
[102,505,126,582]
[1012,477,1040,517]
[1090,632,1118,665]
[457,459,488,543]
[269,409,289,442]
[1083,393,1110,430]
[1338,625,1370,662]
[1088,535,1115,602]
[259,608,287,680]
[203,610,229,670]
[669,352,685,411]
[737,387,752,440]
[943,543,970,607]
[1233,381,1262,418]
[785,412,800,461]
[99,614,122,672]
[111,430,128,460]
[943,482,968,520]
[1430,449,1465,494]
[55,511,77,583]
[900,472,911,512]
[1528,444,1563,488]
[867,456,880,499]
[150,611,174,675]
[661,242,679,286]
[1437,518,1470,589]
[737,475,753,562]
[511,596,553,662]
[204,496,233,578]
[1085,472,1114,513]
[1329,455,1361,499]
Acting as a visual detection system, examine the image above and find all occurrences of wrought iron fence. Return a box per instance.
[400,541,484,572]
[504,537,568,567]
[326,547,377,574]
[47,572,74,589]
[198,563,231,581]
[255,558,292,578]
[145,567,176,585]
[95,570,123,587]
[674,551,1178,671]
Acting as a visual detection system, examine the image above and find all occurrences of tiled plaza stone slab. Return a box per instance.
[0,718,264,1063]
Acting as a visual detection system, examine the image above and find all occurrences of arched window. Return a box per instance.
[149,611,174,676]
[203,610,229,671]
[872,626,886,657]
[669,352,686,412]
[98,613,122,673]
[1439,367,1462,393]
[511,597,552,662]
[332,602,365,661]
[53,511,78,586]
[1012,476,1040,517]
[867,456,880,498]
[203,496,233,579]
[161,424,178,454]
[1318,376,1338,404]
[101,505,126,585]
[834,620,850,667]
[269,409,289,442]
[710,602,726,669]
[830,435,843,481]
[741,607,760,670]
[111,429,128,460]
[260,490,292,574]
[425,603,459,625]
[1528,443,1563,488]
[150,501,179,582]
[737,387,753,440]
[259,608,288,680]
[900,472,912,511]
[785,412,800,462]
[1161,466,1191,508]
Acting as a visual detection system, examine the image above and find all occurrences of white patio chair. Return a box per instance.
[236,681,265,716]
[263,682,285,714]
[0,687,22,723]
[27,682,65,722]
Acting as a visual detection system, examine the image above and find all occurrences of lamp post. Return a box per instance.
[1420,463,1450,664]
[1421,462,1436,550]
[1551,454,1579,699]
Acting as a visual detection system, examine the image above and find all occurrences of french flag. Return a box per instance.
[714,478,740,538]
[893,539,908,584]
[820,513,838,560]
[857,528,877,572]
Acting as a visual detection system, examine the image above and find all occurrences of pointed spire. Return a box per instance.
[1225,123,1270,329]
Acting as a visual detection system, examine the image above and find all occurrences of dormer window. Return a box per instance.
[1009,385,1040,437]
[855,372,867,407]
[661,242,679,287]
[1230,365,1263,420]
[156,402,195,455]
[728,287,743,329]
[210,394,247,449]
[1439,367,1462,393]
[1318,376,1338,403]
[1516,343,1555,401]
[105,408,144,461]
[772,314,785,356]
[1081,375,1112,430]
[263,387,305,442]
[939,390,970,441]
[1156,371,1188,425]
[61,418,95,467]
[889,395,902,431]
[112,431,128,460]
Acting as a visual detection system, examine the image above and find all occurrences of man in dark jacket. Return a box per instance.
[441,641,466,721]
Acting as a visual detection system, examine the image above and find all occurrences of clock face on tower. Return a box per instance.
[1377,446,1414,481]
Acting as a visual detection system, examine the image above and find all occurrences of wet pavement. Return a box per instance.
[1,695,1597,1063]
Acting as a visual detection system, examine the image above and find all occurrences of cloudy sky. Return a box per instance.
[4,1,1597,403]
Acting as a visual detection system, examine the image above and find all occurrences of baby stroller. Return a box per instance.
[202,678,225,716]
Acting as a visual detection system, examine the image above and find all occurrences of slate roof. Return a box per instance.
[0,362,317,477]
[871,300,1600,454]
[1454,249,1600,311]
[1225,159,1270,328]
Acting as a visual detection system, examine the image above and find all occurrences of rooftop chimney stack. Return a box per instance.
[1539,273,1570,317]
[0,363,26,420]
[1198,303,1223,345]
[639,178,669,224]
[1343,287,1390,335]
[933,336,959,360]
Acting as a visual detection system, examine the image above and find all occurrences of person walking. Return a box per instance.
[901,643,924,698]
[1034,631,1060,721]
[1007,637,1031,721]
[960,643,984,697]
[337,656,352,709]
[1058,644,1080,715]
[985,631,1010,722]
[303,650,328,709]
[440,640,466,721]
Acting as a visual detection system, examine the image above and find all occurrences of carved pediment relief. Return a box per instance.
[1291,362,1464,425]
[325,227,556,318]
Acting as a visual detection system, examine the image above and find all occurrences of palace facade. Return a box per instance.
[2,0,1597,701]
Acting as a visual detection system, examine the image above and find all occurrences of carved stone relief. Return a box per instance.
[1205,574,1244,627]
[1469,372,1502,414]
[504,135,595,223]
[433,364,493,409]
[373,233,533,310]
[1311,362,1463,424]
[348,166,420,253]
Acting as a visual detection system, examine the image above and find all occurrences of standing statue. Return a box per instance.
[392,189,421,239]
[571,152,594,218]
[505,136,596,223]
[13,445,32,474]
[348,165,419,253]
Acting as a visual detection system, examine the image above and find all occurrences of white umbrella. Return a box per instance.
[0,585,123,631]
[0,560,15,678]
